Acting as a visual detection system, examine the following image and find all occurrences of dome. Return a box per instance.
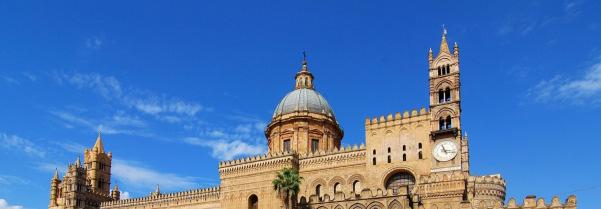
[273,88,336,119]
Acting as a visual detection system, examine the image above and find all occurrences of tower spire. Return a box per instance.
[438,25,450,55]
[93,128,105,153]
[53,168,59,180]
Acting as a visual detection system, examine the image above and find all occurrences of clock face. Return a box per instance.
[432,140,458,162]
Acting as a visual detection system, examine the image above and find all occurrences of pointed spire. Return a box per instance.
[151,184,161,196]
[453,41,459,56]
[428,48,433,63]
[113,184,120,191]
[438,26,450,55]
[75,156,81,167]
[53,168,59,180]
[93,128,105,153]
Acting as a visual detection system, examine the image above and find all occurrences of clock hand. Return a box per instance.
[441,145,448,154]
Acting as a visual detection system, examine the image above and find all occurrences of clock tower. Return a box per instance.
[428,30,469,174]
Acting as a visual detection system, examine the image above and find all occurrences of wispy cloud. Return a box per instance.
[528,56,601,106]
[0,75,20,86]
[184,137,265,161]
[52,72,204,123]
[0,199,24,209]
[0,176,31,186]
[112,159,201,192]
[36,162,68,174]
[0,132,45,158]
[85,36,104,49]
[49,110,151,137]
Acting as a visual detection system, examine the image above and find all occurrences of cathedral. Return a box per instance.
[48,32,577,209]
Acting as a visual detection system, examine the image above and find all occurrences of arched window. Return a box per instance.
[315,185,322,197]
[334,182,341,194]
[402,145,406,151]
[387,155,391,163]
[438,67,442,76]
[388,147,391,153]
[445,88,451,102]
[418,151,423,159]
[372,157,376,165]
[439,117,446,130]
[418,143,422,149]
[438,90,444,103]
[402,154,406,161]
[385,172,416,195]
[446,116,452,129]
[373,149,376,155]
[446,65,450,74]
[352,180,361,194]
[248,194,258,209]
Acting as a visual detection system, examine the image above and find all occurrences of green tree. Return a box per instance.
[272,167,303,209]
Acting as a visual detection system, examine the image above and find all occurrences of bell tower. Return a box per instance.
[84,130,113,196]
[428,29,469,174]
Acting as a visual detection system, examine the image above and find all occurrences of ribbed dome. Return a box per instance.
[273,88,336,119]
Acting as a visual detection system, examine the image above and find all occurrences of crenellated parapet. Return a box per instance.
[505,195,576,209]
[364,107,429,130]
[415,171,469,199]
[218,151,298,178]
[100,186,220,209]
[470,174,506,201]
[299,144,366,171]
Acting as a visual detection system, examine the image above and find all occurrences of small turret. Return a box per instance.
[111,185,121,200]
[453,41,459,57]
[294,52,315,90]
[49,168,61,207]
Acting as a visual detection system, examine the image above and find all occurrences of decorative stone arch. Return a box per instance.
[316,206,328,209]
[247,194,258,209]
[367,201,386,209]
[349,203,367,209]
[310,178,327,196]
[328,176,345,193]
[434,79,454,91]
[433,107,456,119]
[334,205,344,209]
[434,57,452,66]
[380,166,417,188]
[388,199,402,209]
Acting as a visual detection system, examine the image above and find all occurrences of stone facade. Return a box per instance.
[48,32,577,209]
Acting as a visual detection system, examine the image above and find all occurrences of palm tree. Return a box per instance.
[272,167,303,209]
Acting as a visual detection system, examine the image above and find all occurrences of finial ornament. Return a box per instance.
[442,24,447,37]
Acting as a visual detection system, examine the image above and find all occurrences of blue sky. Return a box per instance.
[0,1,600,209]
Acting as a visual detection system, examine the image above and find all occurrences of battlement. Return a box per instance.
[299,144,366,171]
[100,186,220,208]
[218,151,297,178]
[306,187,408,204]
[365,107,429,129]
[299,144,365,159]
[506,195,576,209]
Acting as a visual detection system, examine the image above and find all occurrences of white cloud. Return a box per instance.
[0,132,45,158]
[120,191,130,199]
[528,58,601,106]
[0,199,23,209]
[183,137,265,161]
[112,159,198,191]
